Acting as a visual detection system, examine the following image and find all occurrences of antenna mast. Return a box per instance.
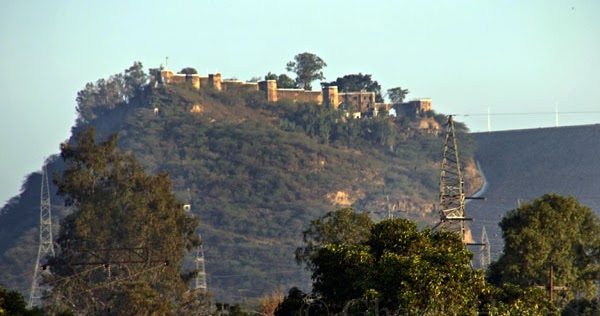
[29,165,55,307]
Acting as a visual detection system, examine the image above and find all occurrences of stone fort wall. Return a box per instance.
[151,69,431,116]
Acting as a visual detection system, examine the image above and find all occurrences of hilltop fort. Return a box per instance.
[151,69,432,118]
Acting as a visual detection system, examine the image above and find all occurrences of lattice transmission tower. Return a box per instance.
[193,234,208,293]
[28,165,55,307]
[184,188,208,293]
[435,115,470,241]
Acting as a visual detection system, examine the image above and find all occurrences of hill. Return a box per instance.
[466,124,600,262]
[0,72,479,302]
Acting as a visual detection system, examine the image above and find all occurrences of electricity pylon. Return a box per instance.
[435,115,470,241]
[28,165,55,307]
[193,234,208,293]
[183,189,208,294]
[480,226,491,269]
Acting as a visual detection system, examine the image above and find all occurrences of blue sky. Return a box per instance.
[1,0,599,206]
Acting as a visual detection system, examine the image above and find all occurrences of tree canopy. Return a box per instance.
[488,194,600,303]
[47,128,199,315]
[75,62,148,124]
[322,73,383,102]
[281,208,559,315]
[265,72,298,89]
[293,208,484,315]
[286,52,327,90]
[387,87,409,104]
[178,67,198,75]
[295,207,372,271]
[0,284,45,316]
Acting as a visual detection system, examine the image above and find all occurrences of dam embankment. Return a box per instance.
[466,124,600,260]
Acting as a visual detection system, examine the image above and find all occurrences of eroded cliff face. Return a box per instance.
[323,157,483,228]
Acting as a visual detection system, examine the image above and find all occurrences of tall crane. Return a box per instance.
[28,165,55,307]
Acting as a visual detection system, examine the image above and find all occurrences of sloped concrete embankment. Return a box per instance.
[466,124,600,260]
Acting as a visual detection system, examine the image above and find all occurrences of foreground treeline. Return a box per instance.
[274,196,600,316]
[4,192,600,315]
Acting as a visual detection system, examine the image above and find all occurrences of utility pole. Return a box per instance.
[29,165,55,307]
[546,260,568,302]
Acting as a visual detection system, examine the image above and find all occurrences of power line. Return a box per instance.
[468,196,600,201]
[209,269,304,280]
[455,110,600,117]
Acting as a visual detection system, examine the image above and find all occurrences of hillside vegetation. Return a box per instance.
[0,64,479,302]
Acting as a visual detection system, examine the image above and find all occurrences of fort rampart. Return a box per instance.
[151,69,430,117]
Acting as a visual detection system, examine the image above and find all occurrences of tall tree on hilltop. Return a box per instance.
[322,73,384,102]
[286,52,327,90]
[387,87,409,104]
[124,61,148,98]
[179,67,198,75]
[75,62,148,125]
[265,72,298,88]
[488,194,600,303]
[46,128,199,315]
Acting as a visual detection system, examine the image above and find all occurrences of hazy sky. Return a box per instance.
[1,0,599,206]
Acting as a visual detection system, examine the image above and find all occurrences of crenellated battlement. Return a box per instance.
[151,68,431,117]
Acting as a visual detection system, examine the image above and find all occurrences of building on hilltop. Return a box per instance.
[151,69,429,117]
[395,99,432,116]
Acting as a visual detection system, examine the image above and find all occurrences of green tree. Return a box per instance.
[562,297,600,316]
[265,72,298,89]
[179,67,198,75]
[0,284,44,316]
[322,73,383,102]
[295,208,372,270]
[75,82,99,124]
[387,87,409,104]
[478,283,557,315]
[47,128,199,315]
[124,61,148,98]
[274,287,314,316]
[75,62,145,124]
[297,209,485,314]
[286,52,327,90]
[488,194,600,303]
